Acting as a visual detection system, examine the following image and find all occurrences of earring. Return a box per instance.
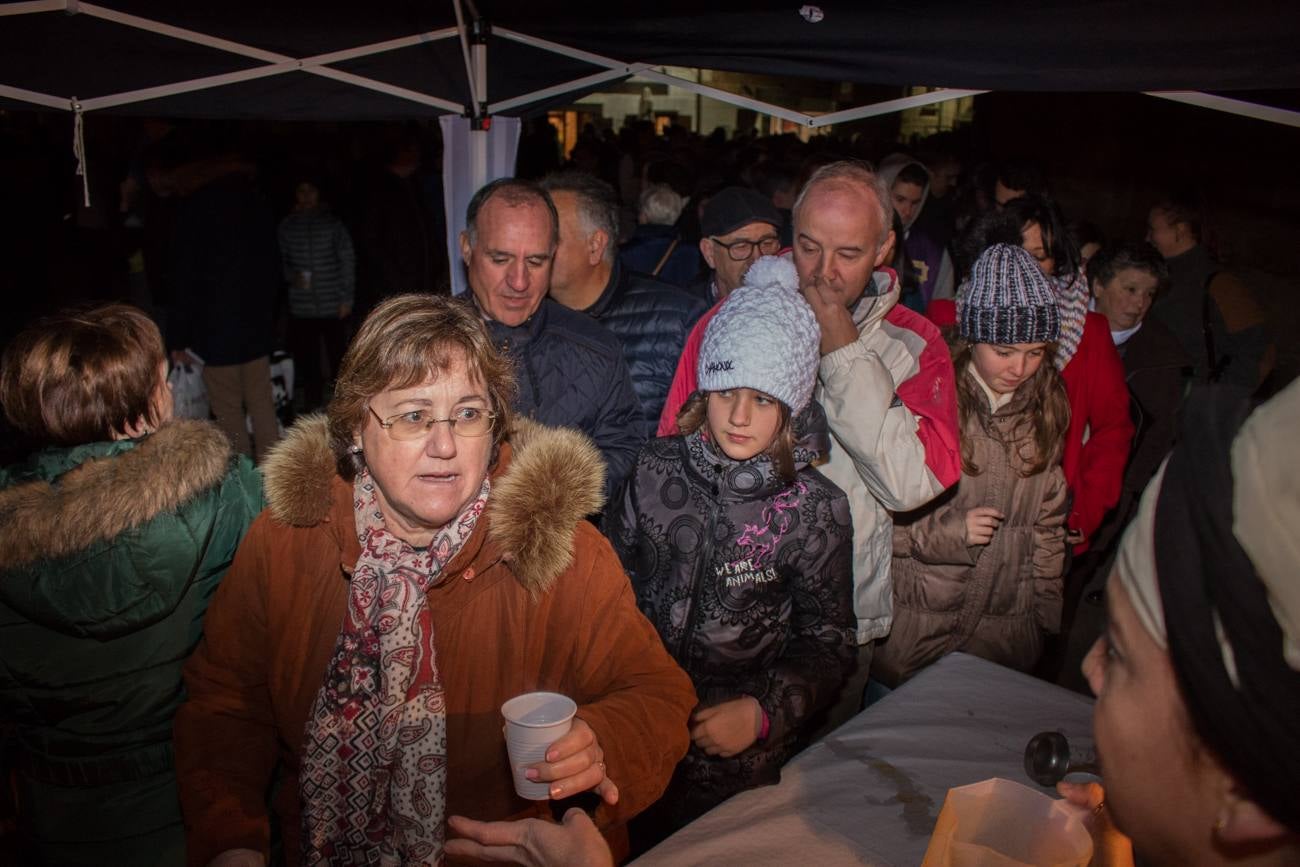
[348,444,363,455]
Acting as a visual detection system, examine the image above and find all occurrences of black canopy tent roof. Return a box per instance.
[2,0,1299,123]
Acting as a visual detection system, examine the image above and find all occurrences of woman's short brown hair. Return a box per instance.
[676,390,797,483]
[327,294,517,479]
[0,304,166,446]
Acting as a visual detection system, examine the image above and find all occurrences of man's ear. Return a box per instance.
[589,229,610,267]
[700,237,717,270]
[459,230,472,262]
[874,229,896,268]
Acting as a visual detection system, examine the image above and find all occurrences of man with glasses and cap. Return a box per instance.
[657,187,785,434]
[695,186,785,305]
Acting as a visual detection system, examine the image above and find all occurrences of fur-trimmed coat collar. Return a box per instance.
[261,415,606,596]
[0,420,233,569]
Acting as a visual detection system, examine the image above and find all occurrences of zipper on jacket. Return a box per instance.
[675,470,724,672]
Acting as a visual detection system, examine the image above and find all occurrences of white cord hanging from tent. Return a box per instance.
[72,98,91,208]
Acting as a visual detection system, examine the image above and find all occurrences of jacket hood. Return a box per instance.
[851,267,902,327]
[877,153,930,234]
[262,414,606,596]
[793,399,832,466]
[682,401,828,501]
[0,420,232,570]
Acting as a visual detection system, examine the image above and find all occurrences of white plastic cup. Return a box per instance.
[501,691,577,800]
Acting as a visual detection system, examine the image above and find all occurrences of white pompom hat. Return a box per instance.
[697,255,821,411]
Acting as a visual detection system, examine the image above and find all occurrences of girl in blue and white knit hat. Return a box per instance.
[605,256,856,842]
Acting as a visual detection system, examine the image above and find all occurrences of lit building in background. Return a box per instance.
[545,68,975,156]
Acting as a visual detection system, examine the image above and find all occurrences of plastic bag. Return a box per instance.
[921,777,1092,867]
[167,354,210,420]
[269,349,295,429]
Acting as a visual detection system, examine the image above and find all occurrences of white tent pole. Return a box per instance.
[489,64,651,115]
[0,0,66,16]
[810,88,987,127]
[493,27,632,71]
[452,0,478,107]
[470,37,489,189]
[67,3,469,112]
[1144,91,1300,128]
[73,62,463,113]
[303,29,459,67]
[306,67,465,112]
[78,63,297,111]
[0,82,69,110]
[76,2,286,62]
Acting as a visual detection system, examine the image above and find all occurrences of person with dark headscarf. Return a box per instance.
[1060,379,1300,865]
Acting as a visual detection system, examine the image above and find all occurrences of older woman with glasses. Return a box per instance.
[174,294,695,867]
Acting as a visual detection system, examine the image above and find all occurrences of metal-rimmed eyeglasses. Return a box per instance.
[367,405,497,440]
[709,234,781,261]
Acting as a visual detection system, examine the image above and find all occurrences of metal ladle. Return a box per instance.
[1024,730,1102,787]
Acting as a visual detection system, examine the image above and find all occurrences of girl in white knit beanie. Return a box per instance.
[605,256,856,844]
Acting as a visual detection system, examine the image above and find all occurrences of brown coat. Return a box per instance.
[873,382,1068,686]
[173,416,696,866]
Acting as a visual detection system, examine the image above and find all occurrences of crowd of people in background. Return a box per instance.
[0,112,1296,867]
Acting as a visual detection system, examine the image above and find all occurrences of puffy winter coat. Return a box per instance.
[277,208,356,318]
[484,297,645,504]
[657,267,963,643]
[174,417,695,867]
[1060,312,1134,551]
[583,261,707,425]
[619,223,704,290]
[0,421,263,867]
[606,421,855,829]
[873,374,1068,687]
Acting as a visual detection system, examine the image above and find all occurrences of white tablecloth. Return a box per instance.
[633,652,1094,866]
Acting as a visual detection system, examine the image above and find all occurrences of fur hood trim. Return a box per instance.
[0,420,233,568]
[263,415,606,595]
[261,414,336,528]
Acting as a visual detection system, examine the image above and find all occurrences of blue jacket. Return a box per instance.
[484,297,645,504]
[278,208,356,318]
[619,224,703,289]
[582,262,707,426]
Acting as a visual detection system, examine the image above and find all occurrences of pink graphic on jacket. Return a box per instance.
[736,481,807,567]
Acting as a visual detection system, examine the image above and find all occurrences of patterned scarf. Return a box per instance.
[1051,267,1089,370]
[301,471,489,866]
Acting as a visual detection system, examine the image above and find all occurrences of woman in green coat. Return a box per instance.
[0,304,263,866]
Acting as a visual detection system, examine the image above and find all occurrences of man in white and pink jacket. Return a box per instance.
[655,164,961,735]
[793,162,962,734]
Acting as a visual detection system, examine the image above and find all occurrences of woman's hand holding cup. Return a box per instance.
[526,717,619,805]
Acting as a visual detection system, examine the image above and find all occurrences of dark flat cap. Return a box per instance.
[700,186,784,237]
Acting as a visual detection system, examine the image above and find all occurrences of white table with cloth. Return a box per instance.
[632,652,1095,867]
